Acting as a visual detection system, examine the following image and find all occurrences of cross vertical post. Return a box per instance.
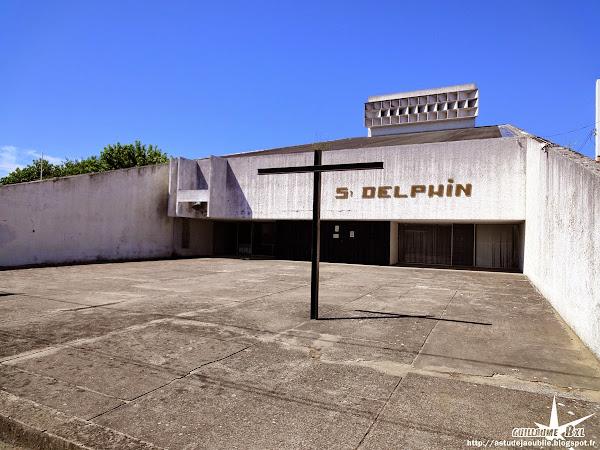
[257,153,383,320]
[311,150,321,319]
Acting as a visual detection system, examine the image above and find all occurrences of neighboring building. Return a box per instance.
[1,84,599,358]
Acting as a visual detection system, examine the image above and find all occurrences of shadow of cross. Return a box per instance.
[317,309,493,326]
[258,149,384,320]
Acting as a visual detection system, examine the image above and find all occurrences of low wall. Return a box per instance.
[0,164,175,267]
[524,140,600,358]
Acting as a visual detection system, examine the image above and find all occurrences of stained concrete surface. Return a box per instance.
[0,258,599,449]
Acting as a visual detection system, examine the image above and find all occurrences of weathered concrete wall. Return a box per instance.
[524,139,600,358]
[0,164,175,267]
[218,137,527,222]
[172,218,214,257]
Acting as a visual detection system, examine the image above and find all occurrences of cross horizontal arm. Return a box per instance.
[258,161,383,175]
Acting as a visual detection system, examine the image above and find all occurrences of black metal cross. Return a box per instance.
[258,150,383,319]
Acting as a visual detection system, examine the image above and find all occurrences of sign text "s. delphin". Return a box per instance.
[335,179,472,199]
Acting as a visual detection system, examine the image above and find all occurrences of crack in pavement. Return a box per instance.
[355,374,404,449]
[86,345,252,421]
[415,280,465,357]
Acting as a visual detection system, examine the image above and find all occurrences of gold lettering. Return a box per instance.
[362,186,376,198]
[335,187,349,199]
[428,184,444,197]
[410,185,426,197]
[394,186,408,198]
[455,184,472,197]
[446,179,454,197]
[377,186,392,198]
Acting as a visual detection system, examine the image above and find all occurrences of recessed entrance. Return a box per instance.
[397,223,521,270]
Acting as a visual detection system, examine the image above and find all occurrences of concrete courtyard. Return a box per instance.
[0,258,599,449]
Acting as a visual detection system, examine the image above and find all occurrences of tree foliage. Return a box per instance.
[0,142,169,185]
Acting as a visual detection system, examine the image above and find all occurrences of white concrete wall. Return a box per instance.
[524,139,600,358]
[218,137,527,222]
[0,164,175,267]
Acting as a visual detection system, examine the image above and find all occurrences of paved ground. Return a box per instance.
[0,258,599,450]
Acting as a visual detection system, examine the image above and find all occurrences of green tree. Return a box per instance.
[0,159,61,185]
[0,142,169,185]
[99,141,168,170]
[60,156,104,177]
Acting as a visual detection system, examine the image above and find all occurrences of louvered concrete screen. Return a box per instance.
[365,84,478,136]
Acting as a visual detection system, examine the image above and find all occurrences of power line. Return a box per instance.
[542,121,599,138]
[575,129,595,153]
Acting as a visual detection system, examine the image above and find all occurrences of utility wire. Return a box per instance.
[575,129,595,153]
[542,121,599,138]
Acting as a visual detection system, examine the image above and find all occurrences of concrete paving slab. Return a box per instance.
[34,291,146,307]
[278,329,418,364]
[294,313,436,357]
[268,283,373,307]
[126,318,259,345]
[139,276,307,303]
[0,332,45,360]
[451,289,557,314]
[102,296,230,316]
[362,372,600,449]
[431,312,580,348]
[0,439,29,449]
[0,307,161,348]
[0,294,72,311]
[0,390,162,449]
[193,340,400,416]
[0,365,123,420]
[76,320,249,375]
[7,347,175,401]
[94,376,375,450]
[0,295,80,326]
[1,259,600,449]
[415,334,600,390]
[359,421,467,450]
[347,286,457,317]
[187,296,315,335]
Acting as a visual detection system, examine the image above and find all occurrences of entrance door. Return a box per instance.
[452,224,474,266]
[237,222,252,256]
[321,221,390,265]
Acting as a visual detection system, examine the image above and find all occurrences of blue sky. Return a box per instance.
[1,0,598,176]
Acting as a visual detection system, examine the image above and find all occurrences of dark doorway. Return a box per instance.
[276,220,390,265]
[238,222,252,256]
[452,224,474,266]
[321,221,390,265]
[213,221,237,255]
[252,222,276,256]
[276,221,312,261]
[213,221,276,257]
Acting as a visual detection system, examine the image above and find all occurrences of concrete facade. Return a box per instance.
[523,139,600,357]
[169,137,527,222]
